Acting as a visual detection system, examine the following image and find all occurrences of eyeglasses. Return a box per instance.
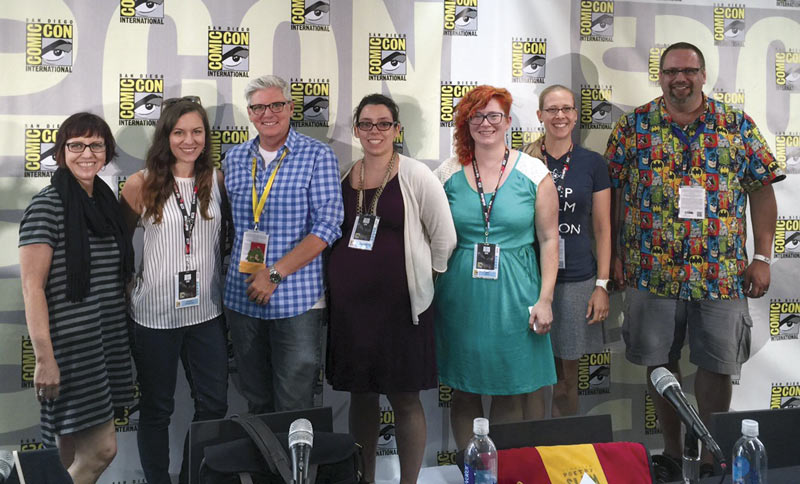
[661,67,702,77]
[468,112,506,126]
[249,102,290,115]
[66,142,105,153]
[356,121,397,131]
[542,106,577,115]
[163,96,202,108]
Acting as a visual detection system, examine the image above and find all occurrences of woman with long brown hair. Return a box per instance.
[121,97,228,484]
[434,85,559,448]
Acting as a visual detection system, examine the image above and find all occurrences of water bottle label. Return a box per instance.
[732,456,751,481]
[464,465,497,484]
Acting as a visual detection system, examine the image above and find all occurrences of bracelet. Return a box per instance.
[752,254,771,265]
[595,279,609,290]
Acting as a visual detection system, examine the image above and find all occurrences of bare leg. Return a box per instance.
[451,390,484,450]
[57,419,117,484]
[552,358,579,417]
[387,392,426,484]
[349,392,380,483]
[647,363,682,458]
[522,388,546,421]
[489,394,524,425]
[695,367,732,464]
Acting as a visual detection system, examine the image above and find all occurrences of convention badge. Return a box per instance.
[558,236,566,270]
[678,185,705,220]
[473,243,500,279]
[239,230,269,274]
[348,214,380,251]
[174,270,199,308]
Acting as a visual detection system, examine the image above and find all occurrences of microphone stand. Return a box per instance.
[682,427,701,484]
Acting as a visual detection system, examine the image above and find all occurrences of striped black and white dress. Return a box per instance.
[18,185,135,446]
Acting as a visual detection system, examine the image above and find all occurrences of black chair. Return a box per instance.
[709,406,800,474]
[187,406,334,484]
[6,448,73,484]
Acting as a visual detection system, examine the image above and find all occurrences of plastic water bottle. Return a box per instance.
[732,419,767,484]
[463,417,498,484]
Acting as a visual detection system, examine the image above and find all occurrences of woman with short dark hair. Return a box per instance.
[19,112,135,484]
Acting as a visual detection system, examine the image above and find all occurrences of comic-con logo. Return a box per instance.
[290,0,330,31]
[24,126,59,177]
[437,450,457,466]
[769,300,800,341]
[20,439,44,452]
[368,34,407,81]
[711,89,744,111]
[116,176,127,199]
[393,127,405,155]
[774,218,800,258]
[580,85,613,130]
[777,0,800,6]
[648,45,667,86]
[119,74,164,126]
[438,383,453,408]
[208,27,250,77]
[577,351,611,395]
[770,383,800,409]
[20,336,34,388]
[290,79,330,127]
[775,133,800,174]
[511,38,547,84]
[114,384,140,432]
[120,0,165,24]
[712,4,745,46]
[775,51,800,91]
[440,82,477,127]
[377,407,398,456]
[25,19,73,72]
[644,392,661,435]
[443,0,477,36]
[510,127,544,151]
[579,1,614,42]
[210,126,249,170]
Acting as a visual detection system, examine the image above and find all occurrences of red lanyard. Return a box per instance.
[542,141,573,202]
[471,148,510,242]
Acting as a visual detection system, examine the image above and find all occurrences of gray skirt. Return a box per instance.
[550,278,606,360]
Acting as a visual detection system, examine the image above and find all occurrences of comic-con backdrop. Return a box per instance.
[1,1,799,482]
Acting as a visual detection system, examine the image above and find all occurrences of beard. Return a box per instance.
[667,82,695,106]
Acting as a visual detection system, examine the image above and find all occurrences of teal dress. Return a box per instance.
[434,153,556,395]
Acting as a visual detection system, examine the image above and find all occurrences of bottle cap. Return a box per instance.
[473,417,489,435]
[741,419,759,437]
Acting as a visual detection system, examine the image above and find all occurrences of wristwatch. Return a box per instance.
[595,279,610,291]
[268,265,283,285]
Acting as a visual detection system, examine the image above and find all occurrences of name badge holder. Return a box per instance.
[543,141,573,271]
[672,124,707,221]
[348,153,396,251]
[471,149,509,280]
[239,150,288,274]
[558,236,566,269]
[172,181,200,308]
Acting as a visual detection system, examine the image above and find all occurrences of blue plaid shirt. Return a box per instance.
[223,128,343,319]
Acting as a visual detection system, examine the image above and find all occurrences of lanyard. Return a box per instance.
[356,152,397,216]
[542,141,573,202]
[471,148,510,242]
[671,122,706,174]
[252,148,289,230]
[172,181,198,257]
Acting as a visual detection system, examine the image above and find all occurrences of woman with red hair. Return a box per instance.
[434,85,560,448]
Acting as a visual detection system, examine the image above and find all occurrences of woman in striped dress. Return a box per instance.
[120,97,228,484]
[19,112,135,484]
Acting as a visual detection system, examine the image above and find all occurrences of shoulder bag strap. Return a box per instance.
[231,415,293,484]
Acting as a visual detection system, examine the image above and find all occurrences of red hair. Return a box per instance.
[453,85,513,165]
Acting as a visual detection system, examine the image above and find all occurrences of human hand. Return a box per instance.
[743,260,770,298]
[35,357,60,402]
[529,301,553,334]
[245,269,277,305]
[586,287,609,324]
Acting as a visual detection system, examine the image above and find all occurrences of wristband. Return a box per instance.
[595,279,609,290]
[752,254,771,265]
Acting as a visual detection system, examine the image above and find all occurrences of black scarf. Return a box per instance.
[51,167,135,302]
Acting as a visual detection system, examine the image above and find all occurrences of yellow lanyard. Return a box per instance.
[251,149,289,230]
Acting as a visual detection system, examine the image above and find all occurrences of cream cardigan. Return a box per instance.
[341,154,457,323]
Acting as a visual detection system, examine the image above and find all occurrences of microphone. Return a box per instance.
[288,418,313,484]
[650,367,726,467]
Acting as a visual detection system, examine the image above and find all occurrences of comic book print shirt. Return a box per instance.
[605,96,784,300]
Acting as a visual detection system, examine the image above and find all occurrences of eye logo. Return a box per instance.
[774,134,800,174]
[290,80,330,127]
[774,52,800,90]
[119,75,164,126]
[20,336,34,388]
[208,28,250,77]
[443,0,478,36]
[579,0,614,41]
[24,127,60,177]
[774,219,800,258]
[713,5,745,46]
[377,408,398,456]
[770,383,800,409]
[511,38,546,83]
[769,301,800,340]
[368,34,407,81]
[510,128,544,151]
[577,351,611,395]
[25,21,74,72]
[210,127,250,170]
[120,0,165,24]
[290,0,330,30]
[580,86,613,129]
